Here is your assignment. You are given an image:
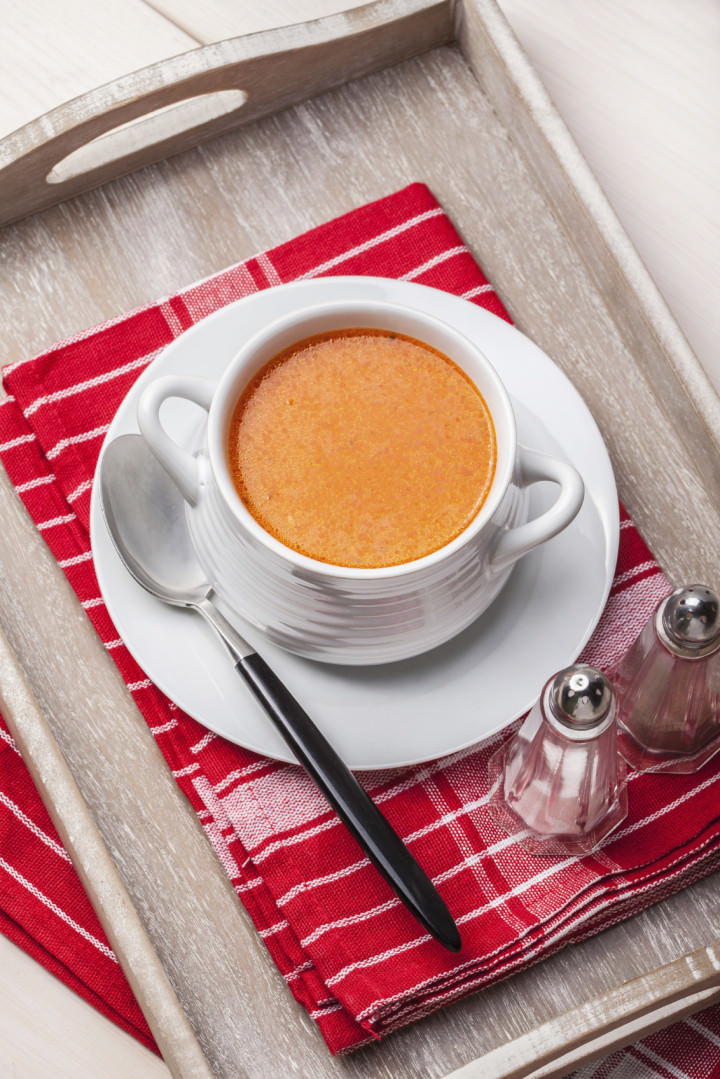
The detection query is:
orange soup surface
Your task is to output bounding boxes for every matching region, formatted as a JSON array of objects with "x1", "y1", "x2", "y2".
[{"x1": 227, "y1": 330, "x2": 497, "y2": 568}]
